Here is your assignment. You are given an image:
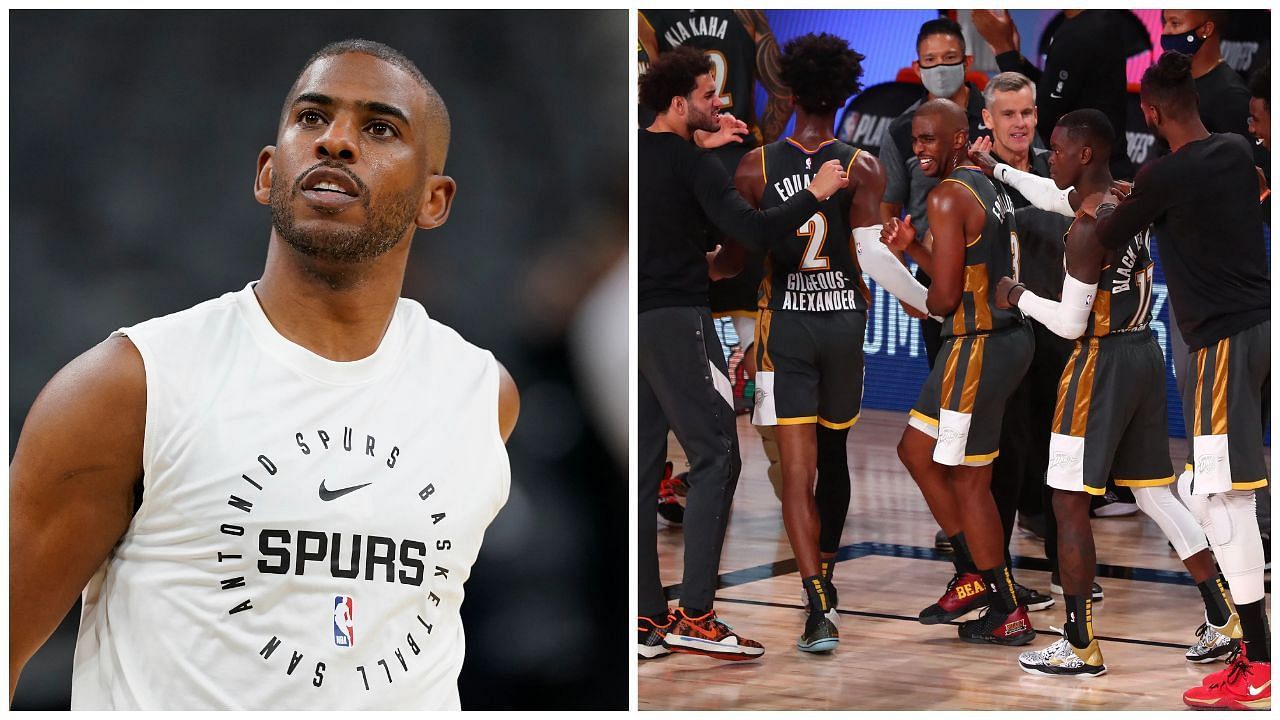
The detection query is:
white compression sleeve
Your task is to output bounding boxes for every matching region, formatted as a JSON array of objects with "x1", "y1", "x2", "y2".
[
  {"x1": 1132, "y1": 484, "x2": 1209, "y2": 560},
  {"x1": 852, "y1": 226, "x2": 931, "y2": 316},
  {"x1": 1014, "y1": 274, "x2": 1097, "y2": 340},
  {"x1": 1178, "y1": 471, "x2": 1267, "y2": 605},
  {"x1": 994, "y1": 163, "x2": 1075, "y2": 216}
]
